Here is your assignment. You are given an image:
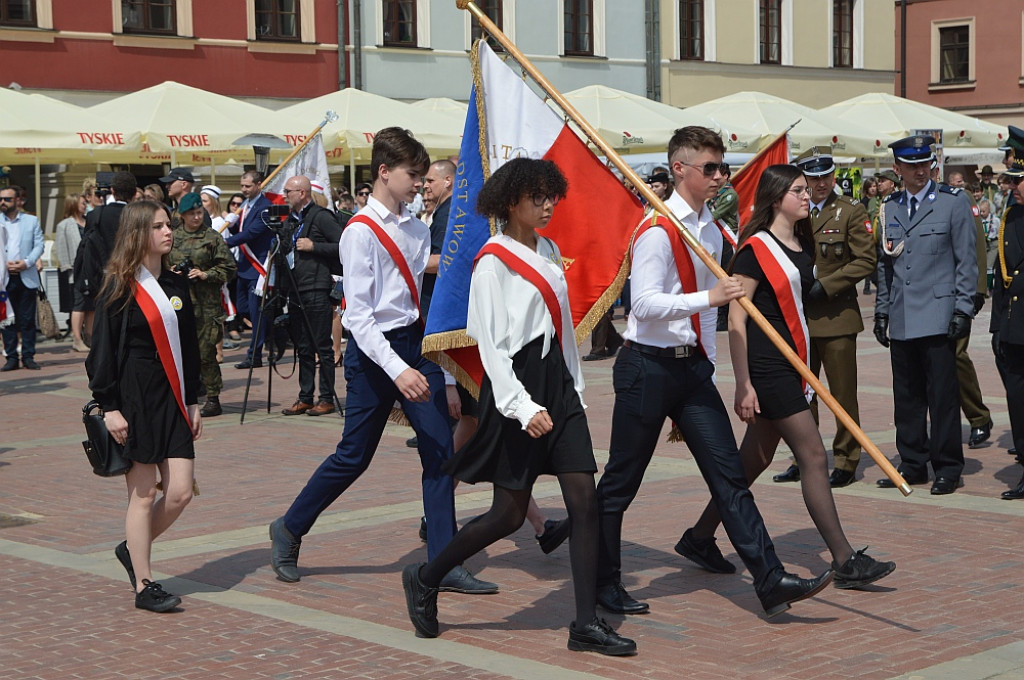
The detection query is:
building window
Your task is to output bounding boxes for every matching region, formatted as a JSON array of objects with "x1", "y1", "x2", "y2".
[
  {"x1": 254, "y1": 0, "x2": 299, "y2": 41},
  {"x1": 759, "y1": 0, "x2": 781, "y2": 64},
  {"x1": 470, "y1": 0, "x2": 502, "y2": 47},
  {"x1": 679, "y1": 0, "x2": 703, "y2": 60},
  {"x1": 564, "y1": 0, "x2": 593, "y2": 56},
  {"x1": 383, "y1": 0, "x2": 416, "y2": 47},
  {"x1": 833, "y1": 0, "x2": 853, "y2": 68},
  {"x1": 939, "y1": 24, "x2": 970, "y2": 83},
  {"x1": 121, "y1": 0, "x2": 176, "y2": 35},
  {"x1": 0, "y1": 0, "x2": 35, "y2": 26}
]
